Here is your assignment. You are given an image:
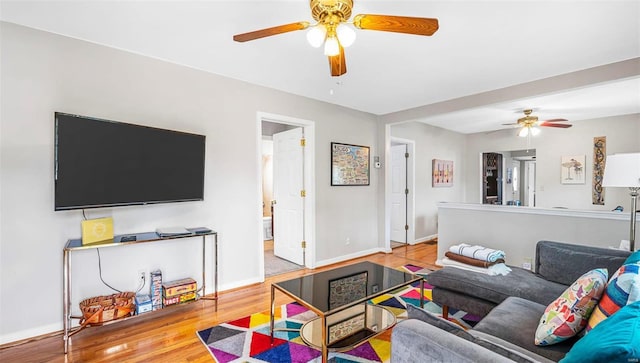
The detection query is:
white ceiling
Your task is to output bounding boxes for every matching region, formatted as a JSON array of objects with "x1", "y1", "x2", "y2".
[{"x1": 1, "y1": 0, "x2": 639, "y2": 133}]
